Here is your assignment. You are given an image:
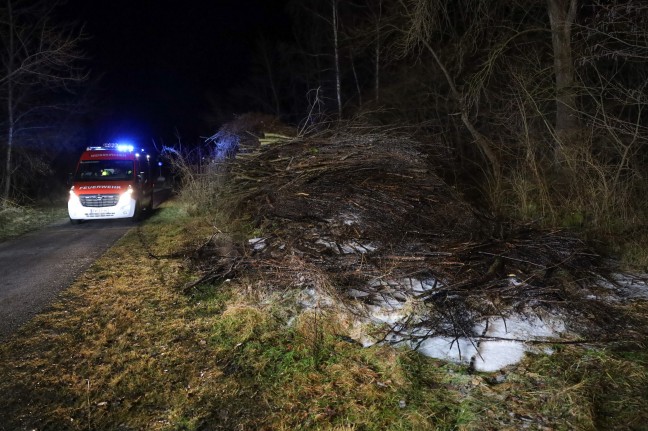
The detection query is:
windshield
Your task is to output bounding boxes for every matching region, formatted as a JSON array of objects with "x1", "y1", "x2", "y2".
[{"x1": 74, "y1": 160, "x2": 134, "y2": 181}]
